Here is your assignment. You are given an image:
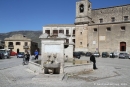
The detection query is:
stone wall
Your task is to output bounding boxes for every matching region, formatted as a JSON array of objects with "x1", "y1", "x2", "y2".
[
  {"x1": 75, "y1": 24, "x2": 88, "y2": 52},
  {"x1": 64, "y1": 44, "x2": 73, "y2": 59},
  {"x1": 88, "y1": 22, "x2": 130, "y2": 53},
  {"x1": 91, "y1": 4, "x2": 130, "y2": 24}
]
